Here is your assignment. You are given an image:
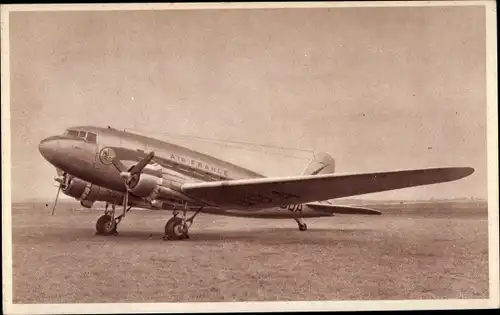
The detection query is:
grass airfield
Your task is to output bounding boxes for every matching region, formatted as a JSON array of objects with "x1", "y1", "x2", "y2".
[{"x1": 10, "y1": 200, "x2": 489, "y2": 303}]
